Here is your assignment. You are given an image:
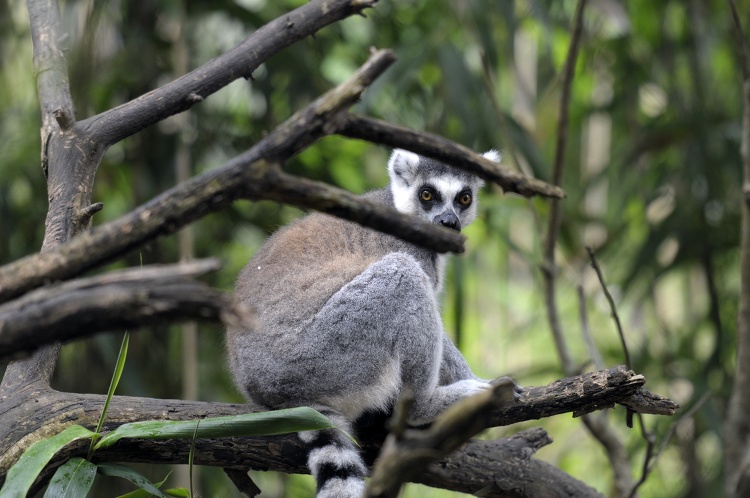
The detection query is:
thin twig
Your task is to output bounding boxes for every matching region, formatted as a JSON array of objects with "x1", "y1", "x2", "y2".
[
  {"x1": 585, "y1": 246, "x2": 631, "y2": 368},
  {"x1": 584, "y1": 247, "x2": 655, "y2": 498},
  {"x1": 646, "y1": 391, "x2": 709, "y2": 476},
  {"x1": 577, "y1": 284, "x2": 606, "y2": 370},
  {"x1": 541, "y1": 0, "x2": 587, "y2": 374}
]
